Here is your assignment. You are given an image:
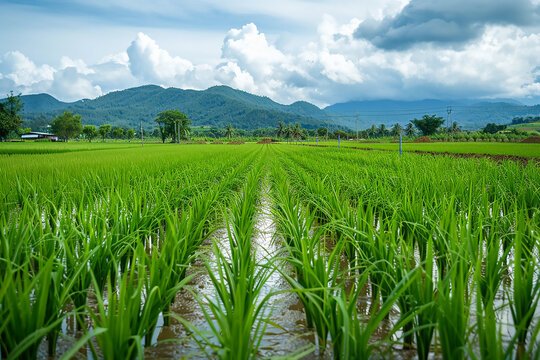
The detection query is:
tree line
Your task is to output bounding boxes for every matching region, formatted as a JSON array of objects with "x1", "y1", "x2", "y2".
[{"x1": 2, "y1": 91, "x2": 533, "y2": 142}]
